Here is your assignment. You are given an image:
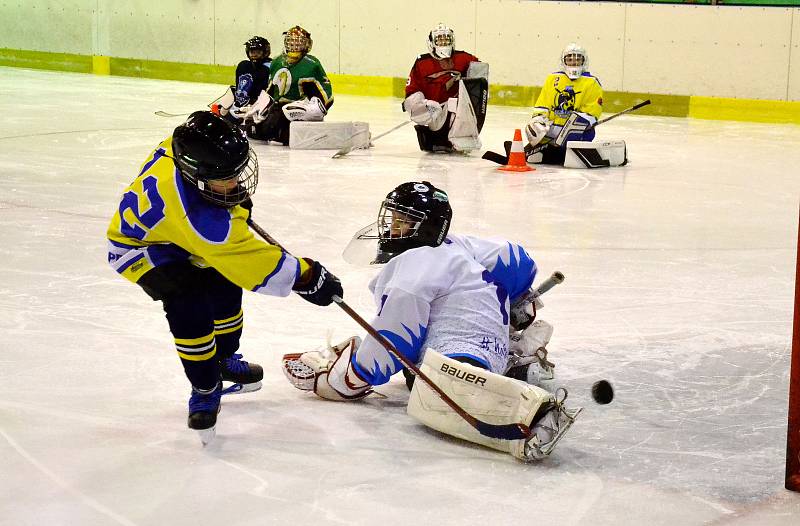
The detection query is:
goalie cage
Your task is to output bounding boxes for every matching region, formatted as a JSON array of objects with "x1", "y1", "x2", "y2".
[{"x1": 787, "y1": 207, "x2": 800, "y2": 492}]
